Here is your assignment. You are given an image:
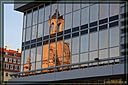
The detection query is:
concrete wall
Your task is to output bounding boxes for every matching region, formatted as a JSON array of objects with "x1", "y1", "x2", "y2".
[{"x1": 9, "y1": 63, "x2": 125, "y2": 82}]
